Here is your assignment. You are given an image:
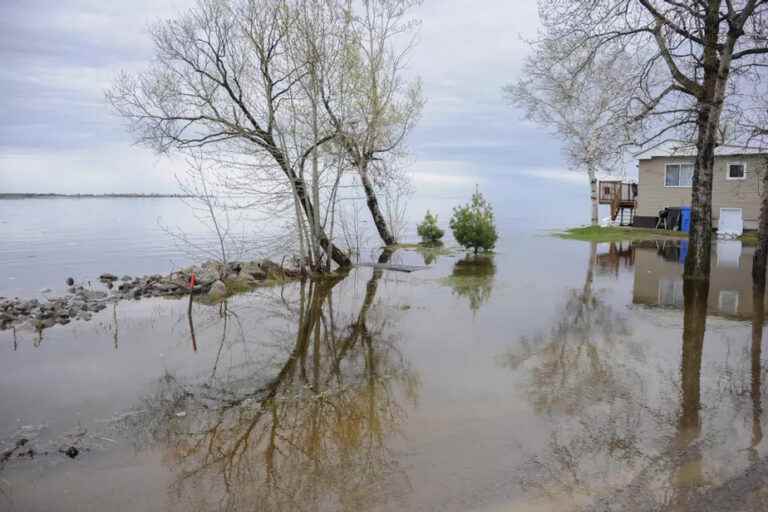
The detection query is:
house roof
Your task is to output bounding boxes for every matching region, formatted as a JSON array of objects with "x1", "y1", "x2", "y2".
[{"x1": 638, "y1": 145, "x2": 768, "y2": 160}]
